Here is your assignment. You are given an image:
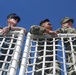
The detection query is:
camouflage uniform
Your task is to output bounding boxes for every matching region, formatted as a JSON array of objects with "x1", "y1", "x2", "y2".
[
  {"x1": 30, "y1": 25, "x2": 46, "y2": 35},
  {"x1": 56, "y1": 17, "x2": 76, "y2": 75},
  {"x1": 30, "y1": 25, "x2": 60, "y2": 75}
]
